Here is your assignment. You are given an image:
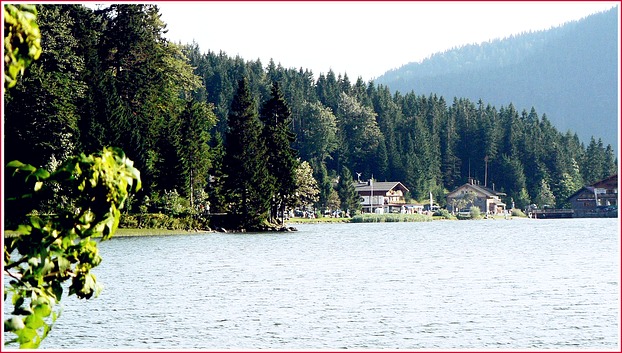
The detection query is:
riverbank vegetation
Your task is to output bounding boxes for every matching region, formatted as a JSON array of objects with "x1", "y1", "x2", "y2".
[{"x1": 351, "y1": 213, "x2": 433, "y2": 223}]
